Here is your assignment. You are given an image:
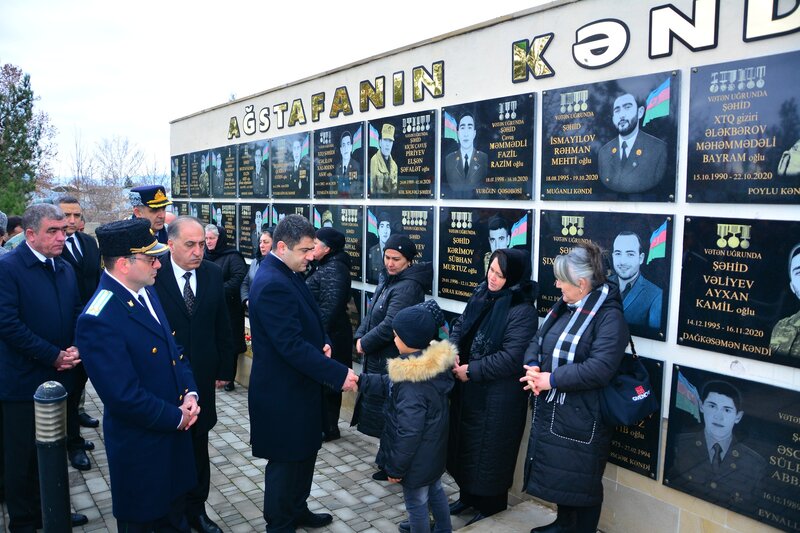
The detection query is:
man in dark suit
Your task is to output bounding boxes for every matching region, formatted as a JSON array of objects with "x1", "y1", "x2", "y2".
[
  {"x1": 131, "y1": 184, "x2": 173, "y2": 244},
  {"x1": 76, "y1": 218, "x2": 200, "y2": 532},
  {"x1": 154, "y1": 216, "x2": 234, "y2": 533},
  {"x1": 610, "y1": 231, "x2": 663, "y2": 337},
  {"x1": 597, "y1": 92, "x2": 667, "y2": 194},
  {"x1": 0, "y1": 203, "x2": 88, "y2": 531},
  {"x1": 289, "y1": 138, "x2": 310, "y2": 193},
  {"x1": 249, "y1": 214, "x2": 359, "y2": 532},
  {"x1": 254, "y1": 146, "x2": 269, "y2": 197},
  {"x1": 667, "y1": 380, "x2": 765, "y2": 512},
  {"x1": 58, "y1": 195, "x2": 101, "y2": 471},
  {"x1": 335, "y1": 130, "x2": 363, "y2": 197},
  {"x1": 444, "y1": 112, "x2": 489, "y2": 199}
]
